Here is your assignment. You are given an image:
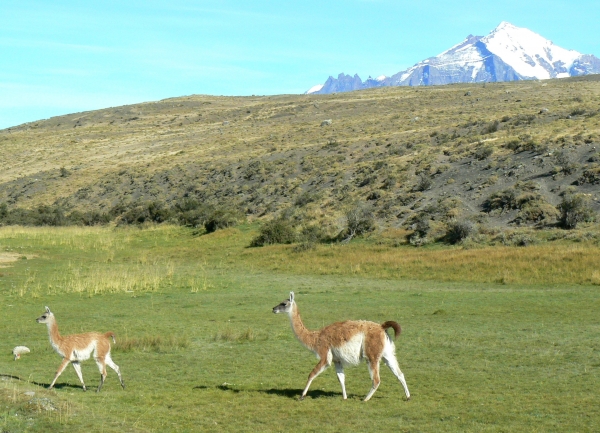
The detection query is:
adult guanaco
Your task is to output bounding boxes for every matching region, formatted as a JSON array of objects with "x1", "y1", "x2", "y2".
[
  {"x1": 273, "y1": 292, "x2": 410, "y2": 401},
  {"x1": 36, "y1": 306, "x2": 125, "y2": 392}
]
